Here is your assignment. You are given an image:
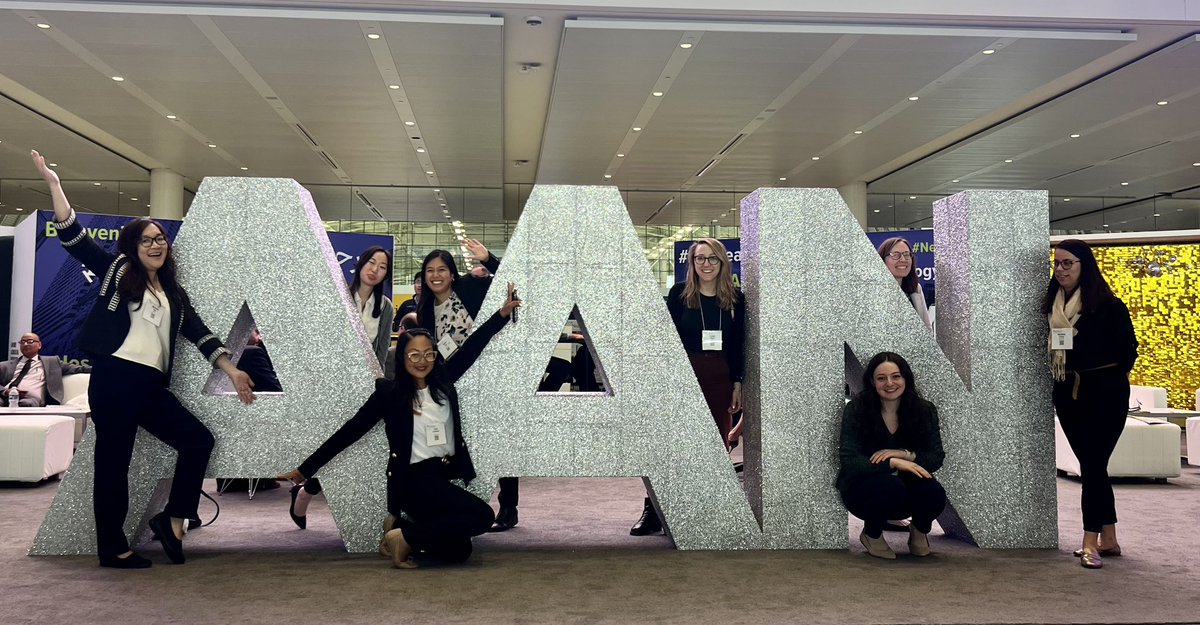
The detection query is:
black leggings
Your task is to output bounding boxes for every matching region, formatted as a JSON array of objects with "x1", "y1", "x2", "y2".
[
  {"x1": 391, "y1": 459, "x2": 494, "y2": 563},
  {"x1": 89, "y1": 357, "x2": 215, "y2": 558},
  {"x1": 841, "y1": 472, "x2": 946, "y2": 539},
  {"x1": 1054, "y1": 371, "x2": 1129, "y2": 533}
]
